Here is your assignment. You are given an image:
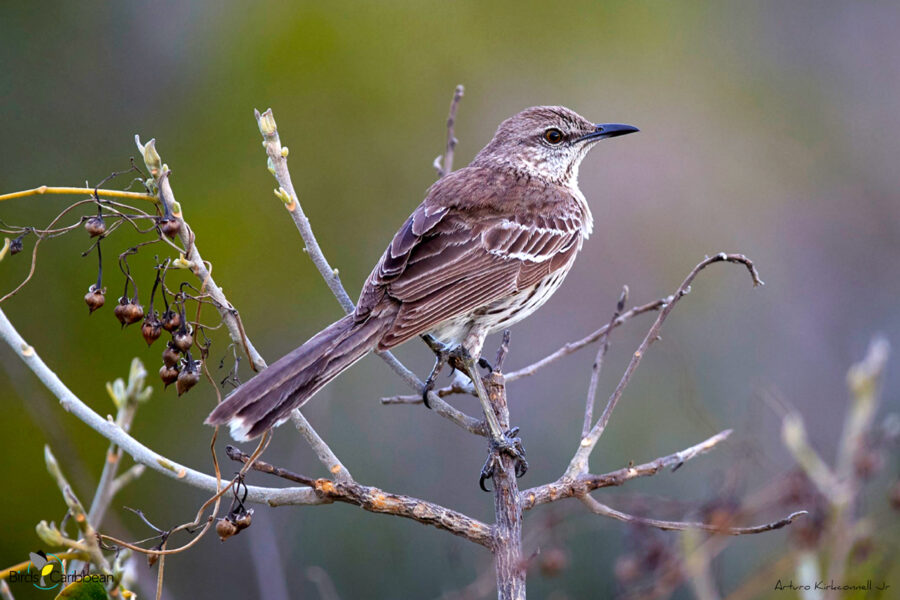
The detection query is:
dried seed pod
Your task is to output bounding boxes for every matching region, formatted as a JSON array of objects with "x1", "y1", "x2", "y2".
[
  {"x1": 161, "y1": 309, "x2": 181, "y2": 332},
  {"x1": 176, "y1": 364, "x2": 200, "y2": 396},
  {"x1": 162, "y1": 342, "x2": 180, "y2": 367},
  {"x1": 160, "y1": 217, "x2": 181, "y2": 238},
  {"x1": 123, "y1": 301, "x2": 144, "y2": 325},
  {"x1": 84, "y1": 215, "x2": 106, "y2": 237},
  {"x1": 141, "y1": 312, "x2": 162, "y2": 346},
  {"x1": 115, "y1": 298, "x2": 144, "y2": 327},
  {"x1": 114, "y1": 299, "x2": 129, "y2": 325},
  {"x1": 159, "y1": 364, "x2": 179, "y2": 387},
  {"x1": 233, "y1": 509, "x2": 253, "y2": 531},
  {"x1": 216, "y1": 518, "x2": 238, "y2": 542},
  {"x1": 173, "y1": 328, "x2": 193, "y2": 352},
  {"x1": 84, "y1": 285, "x2": 106, "y2": 313}
]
